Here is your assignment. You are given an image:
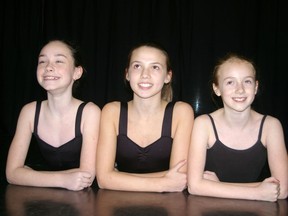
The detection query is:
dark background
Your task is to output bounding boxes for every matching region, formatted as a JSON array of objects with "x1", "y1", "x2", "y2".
[{"x1": 1, "y1": 0, "x2": 287, "y2": 183}]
